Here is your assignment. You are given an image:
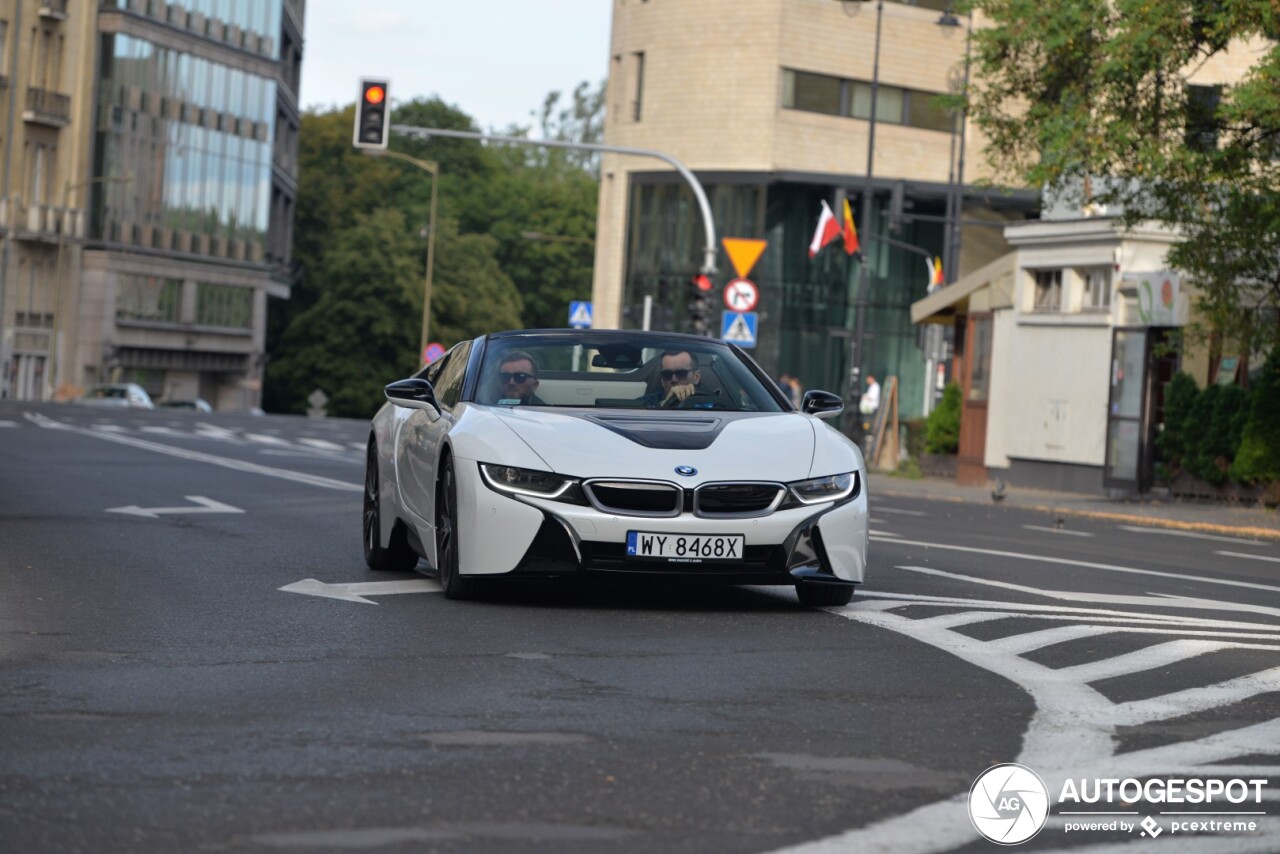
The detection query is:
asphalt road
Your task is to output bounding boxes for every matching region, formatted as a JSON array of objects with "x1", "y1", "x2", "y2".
[{"x1": 1, "y1": 401, "x2": 1277, "y2": 853}]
